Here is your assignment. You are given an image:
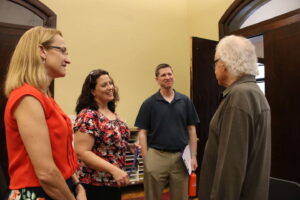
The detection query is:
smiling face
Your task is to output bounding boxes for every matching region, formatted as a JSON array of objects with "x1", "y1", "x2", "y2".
[
  {"x1": 91, "y1": 74, "x2": 115, "y2": 105},
  {"x1": 156, "y1": 67, "x2": 174, "y2": 90},
  {"x1": 42, "y1": 34, "x2": 71, "y2": 79}
]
